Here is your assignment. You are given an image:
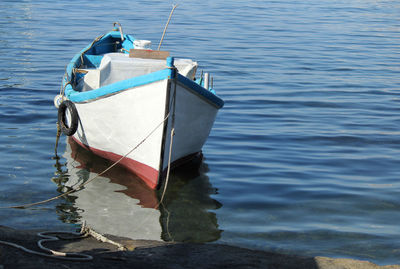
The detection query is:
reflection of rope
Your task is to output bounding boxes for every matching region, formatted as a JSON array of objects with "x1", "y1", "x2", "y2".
[
  {"x1": 54, "y1": 122, "x2": 61, "y2": 156},
  {"x1": 160, "y1": 128, "x2": 174, "y2": 204},
  {"x1": 0, "y1": 231, "x2": 92, "y2": 261},
  {"x1": 0, "y1": 112, "x2": 170, "y2": 210}
]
